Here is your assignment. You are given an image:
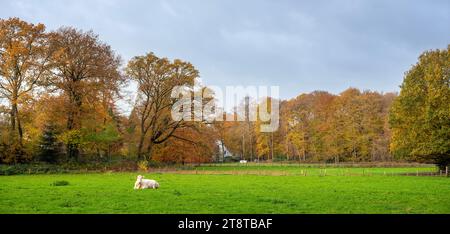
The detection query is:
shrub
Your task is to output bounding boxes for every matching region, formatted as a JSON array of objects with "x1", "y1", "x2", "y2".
[
  {"x1": 137, "y1": 160, "x2": 149, "y2": 171},
  {"x1": 51, "y1": 180, "x2": 69, "y2": 186}
]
